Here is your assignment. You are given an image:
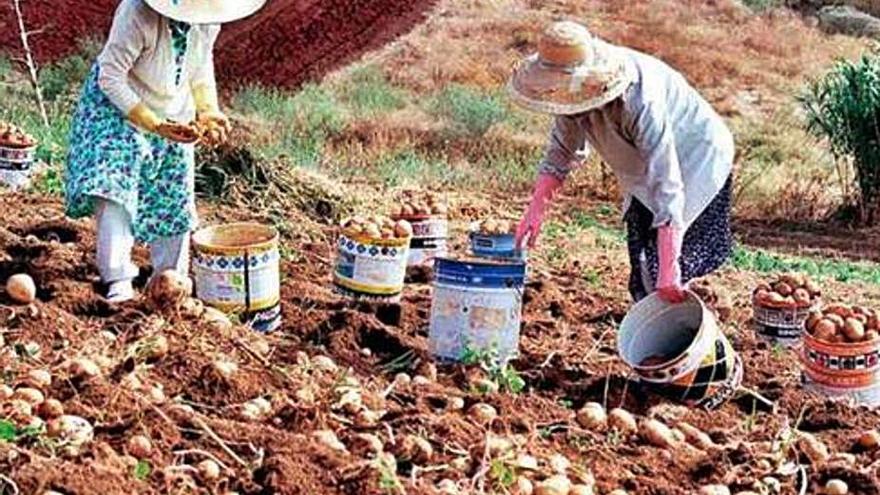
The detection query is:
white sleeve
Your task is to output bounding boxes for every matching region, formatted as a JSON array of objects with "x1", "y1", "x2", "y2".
[
  {"x1": 632, "y1": 100, "x2": 686, "y2": 228},
  {"x1": 190, "y1": 26, "x2": 221, "y2": 90},
  {"x1": 96, "y1": 0, "x2": 151, "y2": 115},
  {"x1": 538, "y1": 115, "x2": 590, "y2": 180}
]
